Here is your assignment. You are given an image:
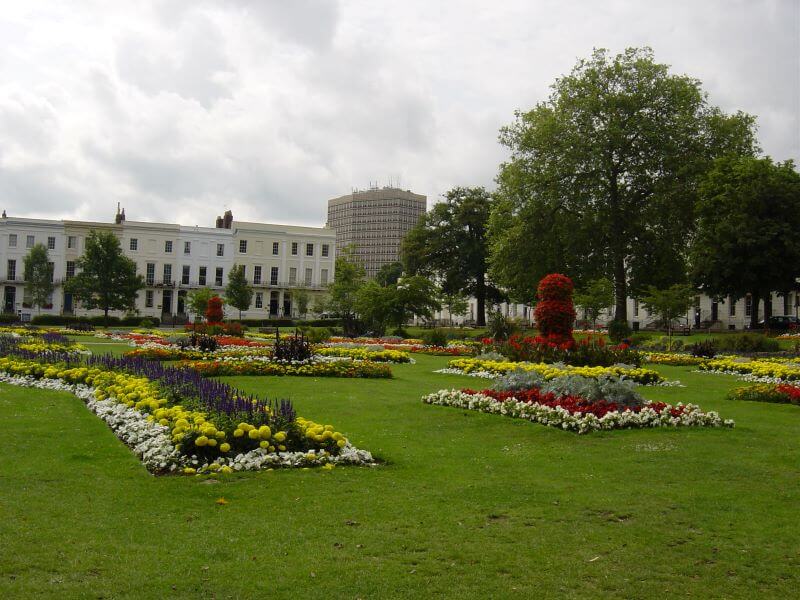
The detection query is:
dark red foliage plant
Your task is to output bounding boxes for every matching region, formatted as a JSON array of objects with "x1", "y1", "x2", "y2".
[
  {"x1": 533, "y1": 273, "x2": 576, "y2": 343},
  {"x1": 205, "y1": 296, "x2": 224, "y2": 324}
]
